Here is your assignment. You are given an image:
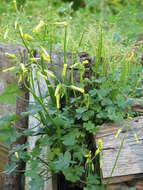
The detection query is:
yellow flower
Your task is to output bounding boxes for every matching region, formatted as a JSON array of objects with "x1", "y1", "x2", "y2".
[
  {"x1": 37, "y1": 71, "x2": 48, "y2": 80},
  {"x1": 20, "y1": 63, "x2": 27, "y2": 74},
  {"x1": 56, "y1": 94, "x2": 60, "y2": 109},
  {"x1": 24, "y1": 34, "x2": 33, "y2": 41},
  {"x1": 4, "y1": 29, "x2": 8, "y2": 40},
  {"x1": 134, "y1": 133, "x2": 139, "y2": 144},
  {"x1": 33, "y1": 20, "x2": 45, "y2": 33},
  {"x1": 14, "y1": 20, "x2": 18, "y2": 30},
  {"x1": 128, "y1": 52, "x2": 134, "y2": 61},
  {"x1": 115, "y1": 128, "x2": 122, "y2": 139},
  {"x1": 18, "y1": 75, "x2": 23, "y2": 84},
  {"x1": 62, "y1": 64, "x2": 68, "y2": 80},
  {"x1": 92, "y1": 163, "x2": 94, "y2": 172},
  {"x1": 96, "y1": 138, "x2": 103, "y2": 156},
  {"x1": 54, "y1": 21, "x2": 68, "y2": 27},
  {"x1": 3, "y1": 66, "x2": 16, "y2": 72},
  {"x1": 13, "y1": 0, "x2": 17, "y2": 13},
  {"x1": 19, "y1": 26, "x2": 23, "y2": 37},
  {"x1": 98, "y1": 138, "x2": 103, "y2": 151},
  {"x1": 55, "y1": 84, "x2": 62, "y2": 97},
  {"x1": 82, "y1": 60, "x2": 89, "y2": 65},
  {"x1": 30, "y1": 57, "x2": 41, "y2": 62},
  {"x1": 5, "y1": 53, "x2": 17, "y2": 60},
  {"x1": 44, "y1": 69, "x2": 56, "y2": 80},
  {"x1": 41, "y1": 46, "x2": 50, "y2": 62},
  {"x1": 70, "y1": 85, "x2": 85, "y2": 94},
  {"x1": 15, "y1": 152, "x2": 19, "y2": 159}
]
